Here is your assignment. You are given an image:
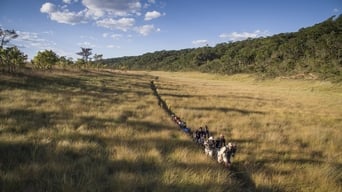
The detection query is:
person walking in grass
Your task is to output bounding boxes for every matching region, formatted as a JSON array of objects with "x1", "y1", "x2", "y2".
[
  {"x1": 204, "y1": 125, "x2": 210, "y2": 139},
  {"x1": 216, "y1": 134, "x2": 226, "y2": 149}
]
